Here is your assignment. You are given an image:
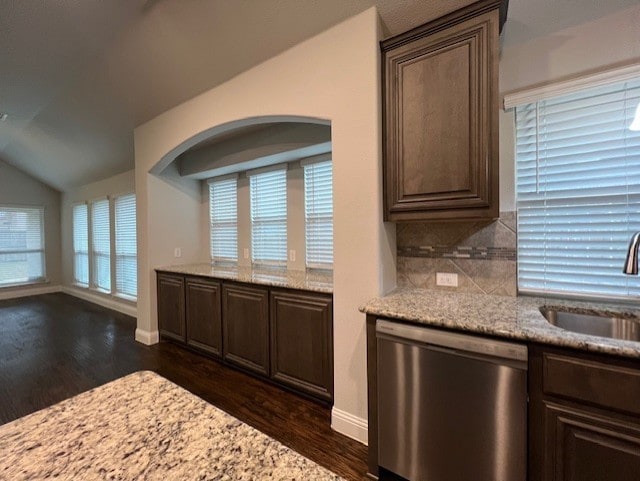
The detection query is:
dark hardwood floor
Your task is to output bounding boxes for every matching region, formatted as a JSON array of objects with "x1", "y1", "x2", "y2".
[{"x1": 0, "y1": 293, "x2": 368, "y2": 480}]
